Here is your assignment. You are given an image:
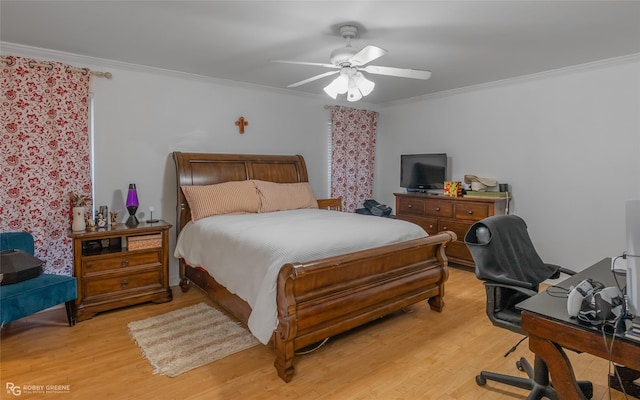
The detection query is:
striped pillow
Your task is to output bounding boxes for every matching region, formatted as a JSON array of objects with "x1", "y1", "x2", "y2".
[
  {"x1": 181, "y1": 180, "x2": 259, "y2": 222},
  {"x1": 254, "y1": 180, "x2": 318, "y2": 213}
]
